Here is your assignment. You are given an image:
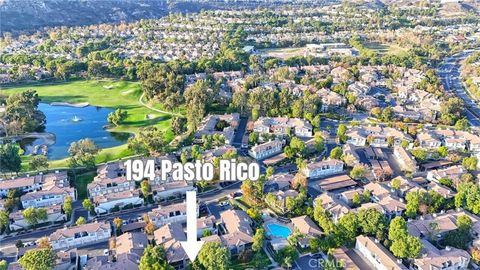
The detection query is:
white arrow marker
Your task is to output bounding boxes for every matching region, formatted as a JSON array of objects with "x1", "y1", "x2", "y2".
[{"x1": 180, "y1": 190, "x2": 204, "y2": 261}]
